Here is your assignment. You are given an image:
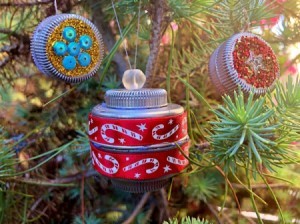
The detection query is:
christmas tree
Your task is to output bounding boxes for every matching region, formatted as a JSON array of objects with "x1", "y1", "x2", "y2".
[{"x1": 0, "y1": 0, "x2": 299, "y2": 223}]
